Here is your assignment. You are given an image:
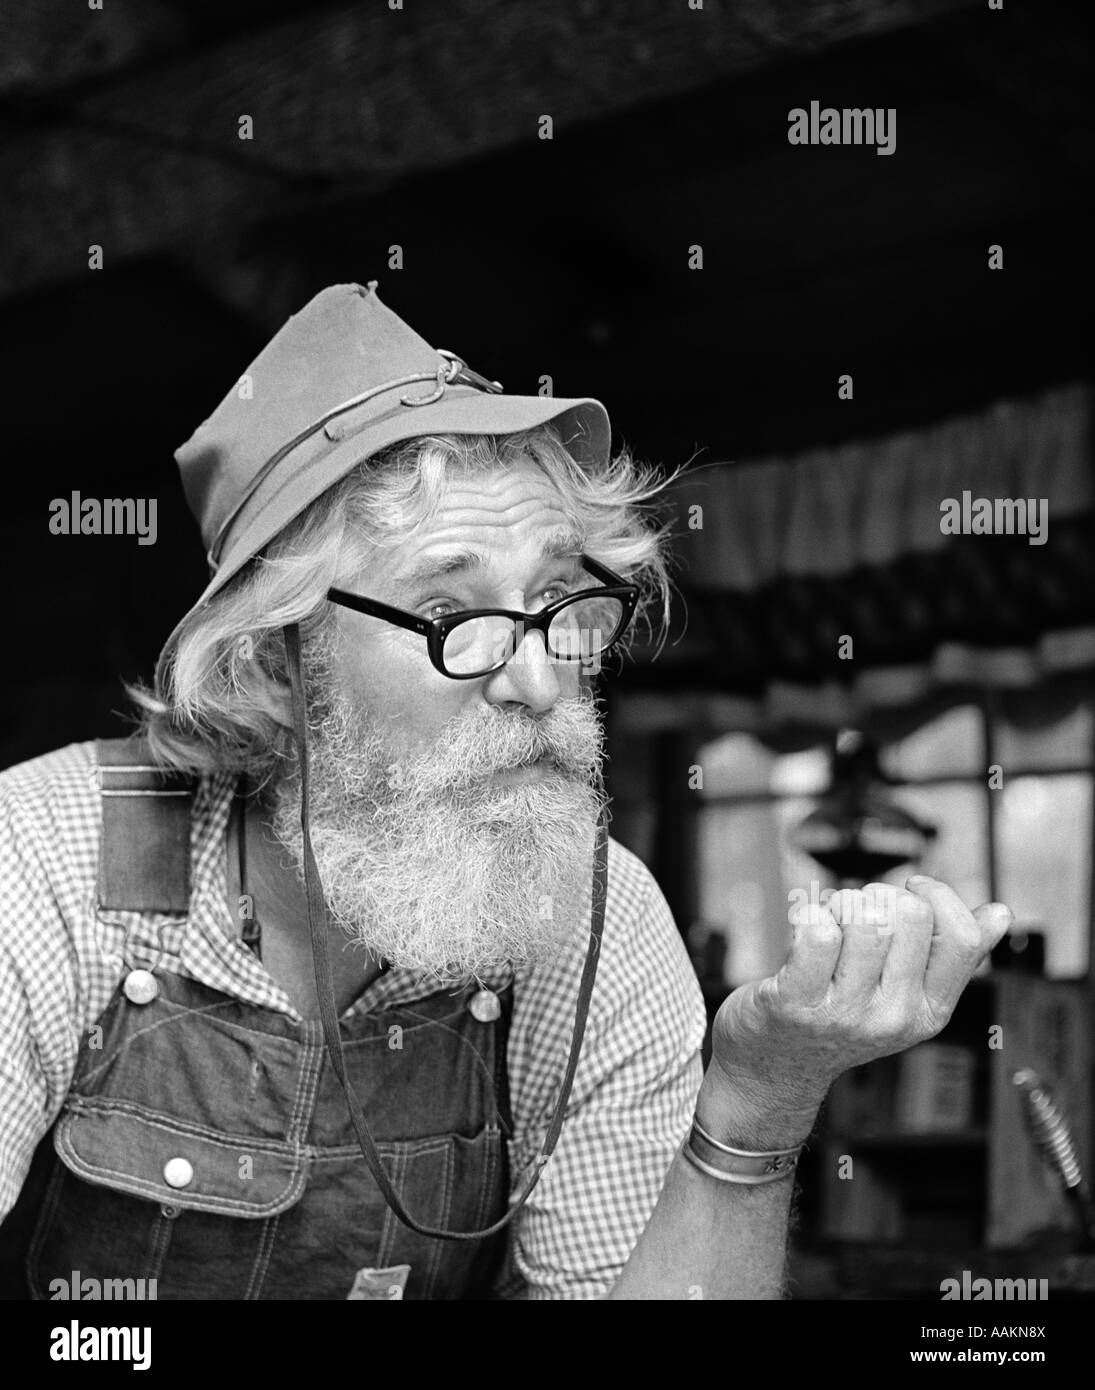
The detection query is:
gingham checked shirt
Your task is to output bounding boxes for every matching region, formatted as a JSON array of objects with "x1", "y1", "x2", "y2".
[{"x1": 0, "y1": 740, "x2": 706, "y2": 1299}]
